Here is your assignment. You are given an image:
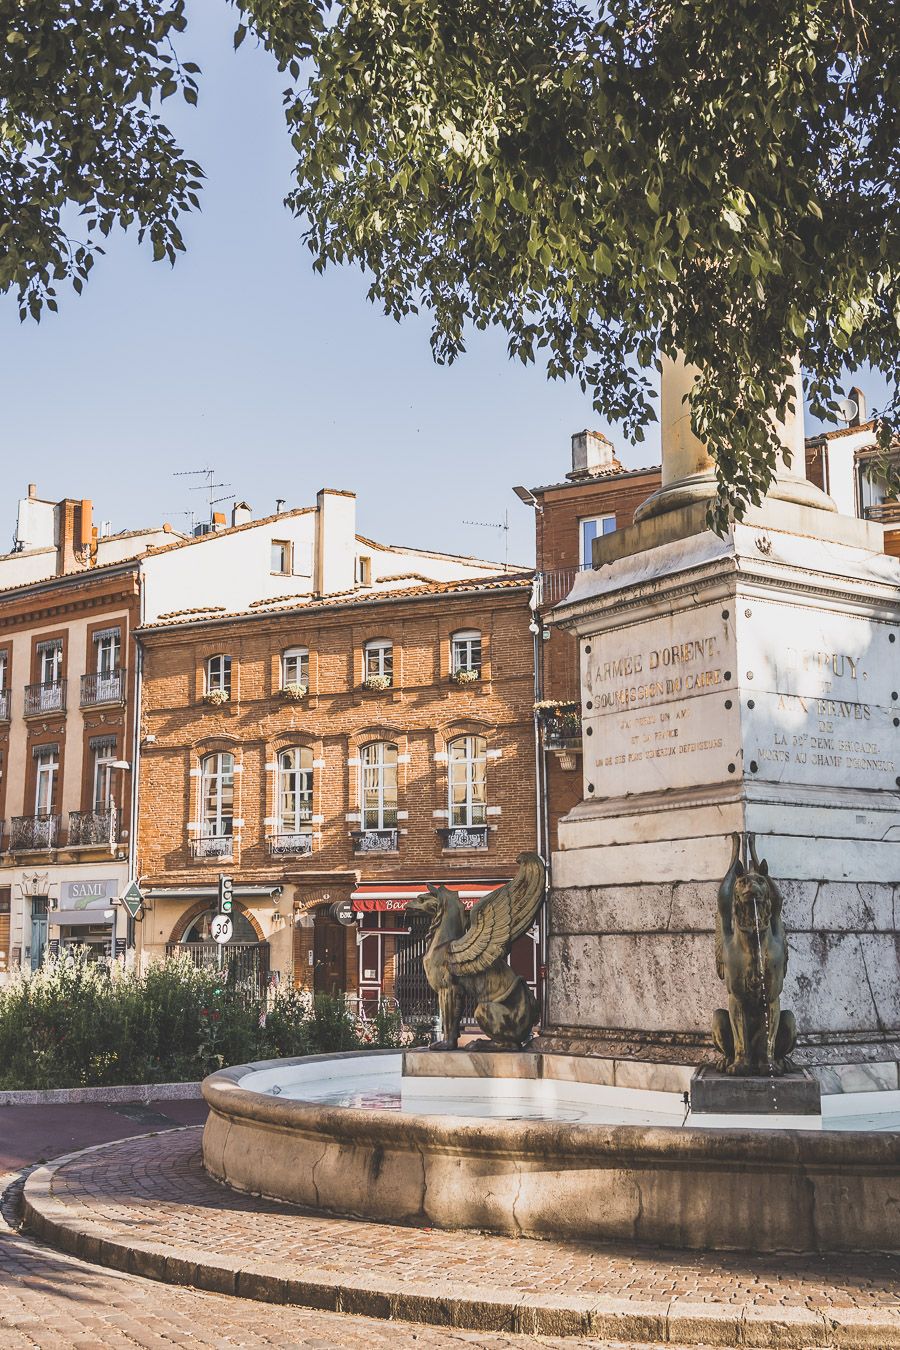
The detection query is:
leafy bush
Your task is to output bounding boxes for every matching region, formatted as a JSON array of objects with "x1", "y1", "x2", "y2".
[{"x1": 0, "y1": 949, "x2": 419, "y2": 1089}]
